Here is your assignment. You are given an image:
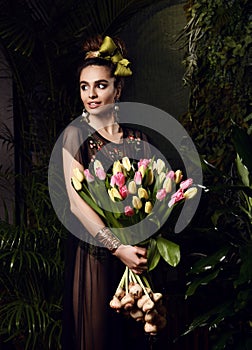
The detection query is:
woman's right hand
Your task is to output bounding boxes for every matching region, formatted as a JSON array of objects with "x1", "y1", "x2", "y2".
[{"x1": 113, "y1": 245, "x2": 148, "y2": 274}]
